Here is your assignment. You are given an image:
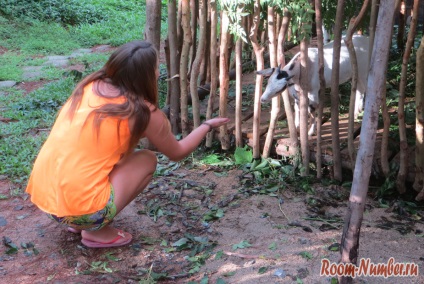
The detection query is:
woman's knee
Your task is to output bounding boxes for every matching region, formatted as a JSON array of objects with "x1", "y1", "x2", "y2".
[{"x1": 136, "y1": 149, "x2": 157, "y2": 173}]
